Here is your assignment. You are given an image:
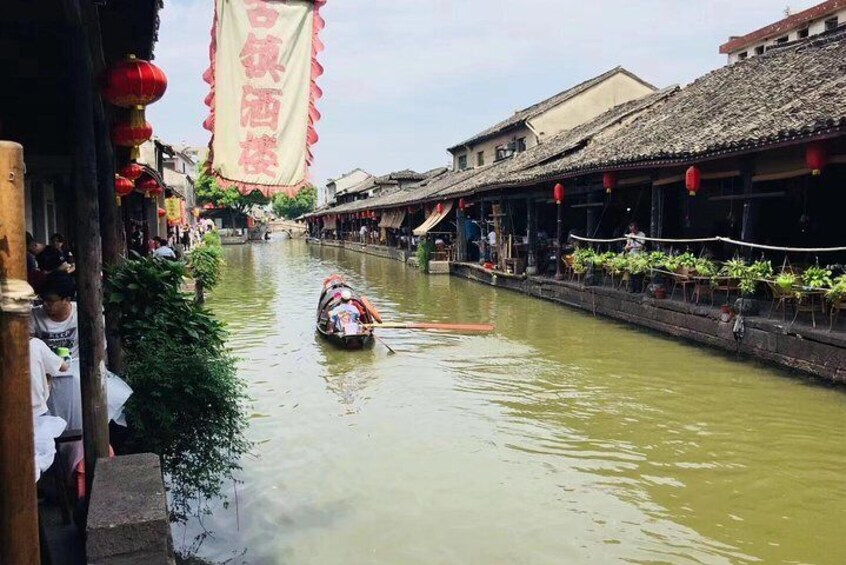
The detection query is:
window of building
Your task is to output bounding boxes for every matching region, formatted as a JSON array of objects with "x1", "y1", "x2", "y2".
[
  {"x1": 737, "y1": 51, "x2": 748, "y2": 60},
  {"x1": 798, "y1": 28, "x2": 809, "y2": 39},
  {"x1": 457, "y1": 154, "x2": 468, "y2": 170},
  {"x1": 495, "y1": 145, "x2": 509, "y2": 161},
  {"x1": 825, "y1": 17, "x2": 839, "y2": 31},
  {"x1": 755, "y1": 45, "x2": 765, "y2": 55},
  {"x1": 477, "y1": 151, "x2": 484, "y2": 167},
  {"x1": 775, "y1": 35, "x2": 789, "y2": 45},
  {"x1": 516, "y1": 137, "x2": 527, "y2": 153}
]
